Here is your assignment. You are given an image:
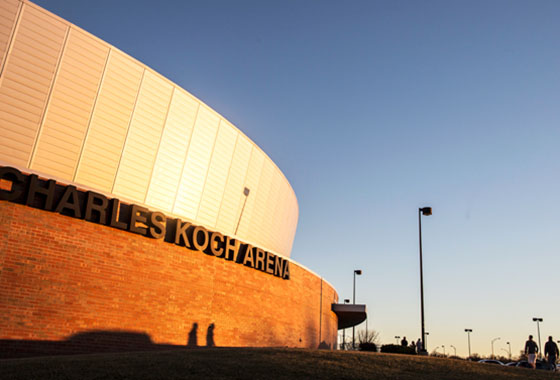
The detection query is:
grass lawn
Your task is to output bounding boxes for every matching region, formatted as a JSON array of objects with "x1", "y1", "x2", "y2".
[{"x1": 1, "y1": 348, "x2": 559, "y2": 380}]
